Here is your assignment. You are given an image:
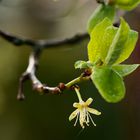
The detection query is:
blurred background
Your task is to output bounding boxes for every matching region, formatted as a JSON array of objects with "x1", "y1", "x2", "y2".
[{"x1": 0, "y1": 0, "x2": 140, "y2": 140}]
